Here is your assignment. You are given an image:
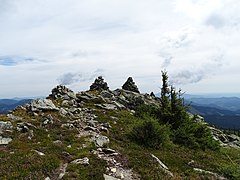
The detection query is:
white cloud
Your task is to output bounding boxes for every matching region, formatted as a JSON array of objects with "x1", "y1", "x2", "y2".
[{"x1": 0, "y1": 0, "x2": 240, "y2": 97}]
